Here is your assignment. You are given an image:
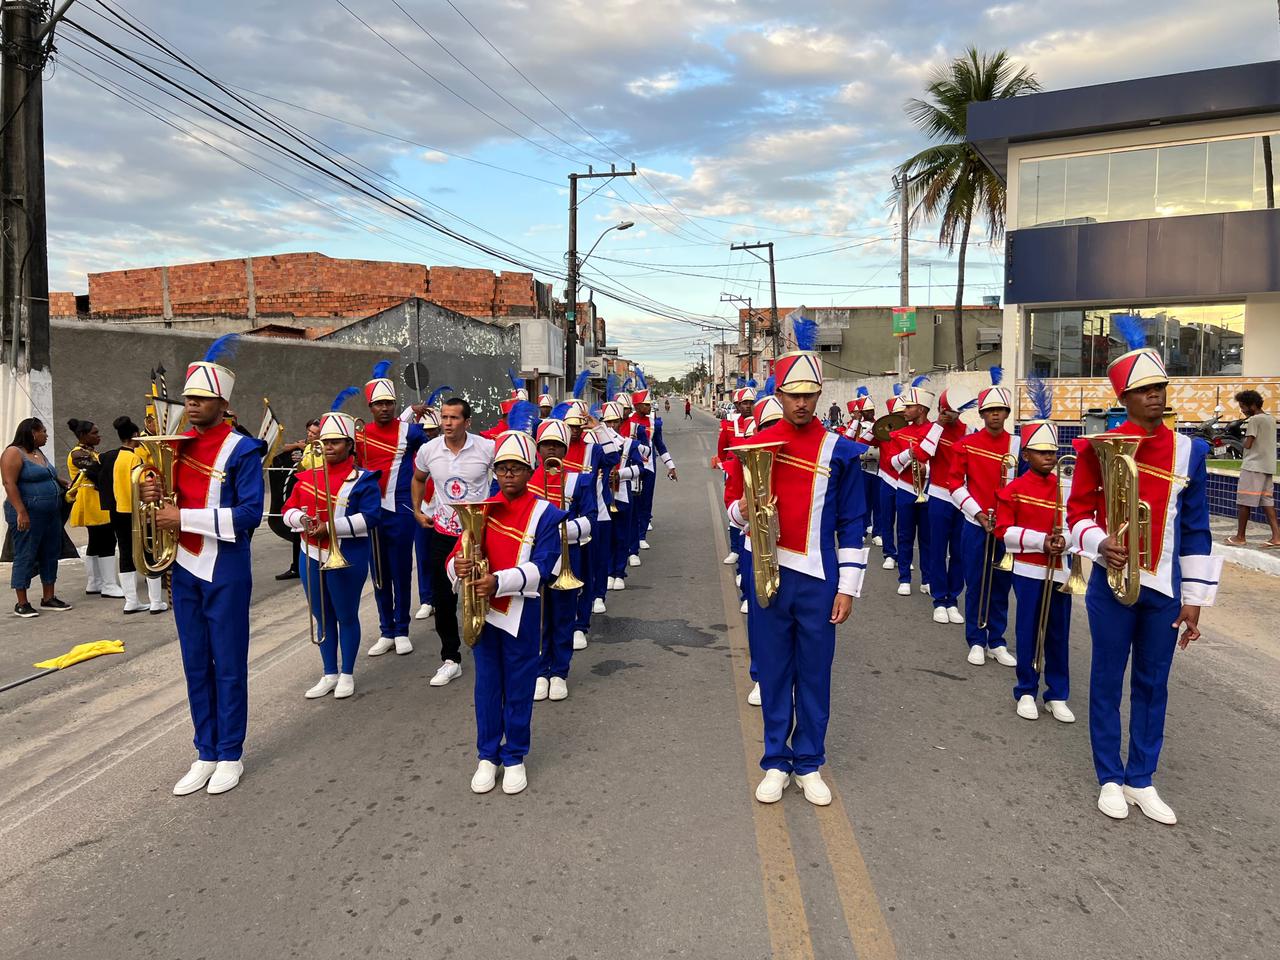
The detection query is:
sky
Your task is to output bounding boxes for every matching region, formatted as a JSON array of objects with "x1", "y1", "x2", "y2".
[{"x1": 38, "y1": 0, "x2": 1280, "y2": 378}]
